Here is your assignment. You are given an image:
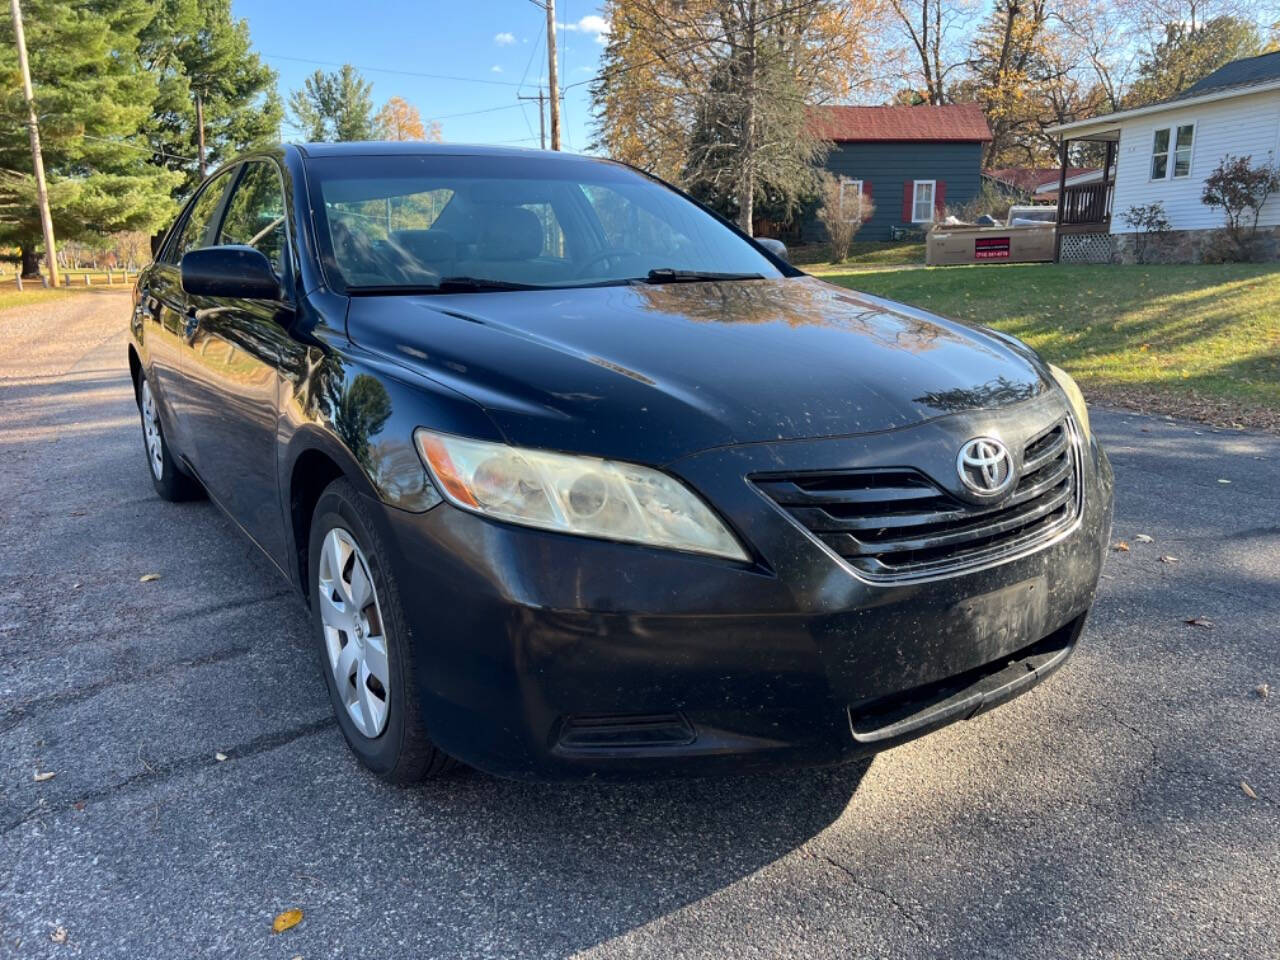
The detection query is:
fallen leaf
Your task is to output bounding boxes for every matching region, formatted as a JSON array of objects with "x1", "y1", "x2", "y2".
[
  {"x1": 1159, "y1": 555, "x2": 1180, "y2": 564},
  {"x1": 1134, "y1": 534, "x2": 1154, "y2": 543},
  {"x1": 273, "y1": 908, "x2": 303, "y2": 934},
  {"x1": 51, "y1": 927, "x2": 67, "y2": 944},
  {"x1": 139, "y1": 573, "x2": 160, "y2": 583},
  {"x1": 1217, "y1": 478, "x2": 1231, "y2": 484},
  {"x1": 1257, "y1": 683, "x2": 1271, "y2": 699},
  {"x1": 1241, "y1": 780, "x2": 1258, "y2": 800},
  {"x1": 1183, "y1": 616, "x2": 1213, "y2": 629},
  {"x1": 1112, "y1": 541, "x2": 1130, "y2": 552},
  {"x1": 214, "y1": 752, "x2": 228, "y2": 762},
  {"x1": 33, "y1": 771, "x2": 55, "y2": 783}
]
